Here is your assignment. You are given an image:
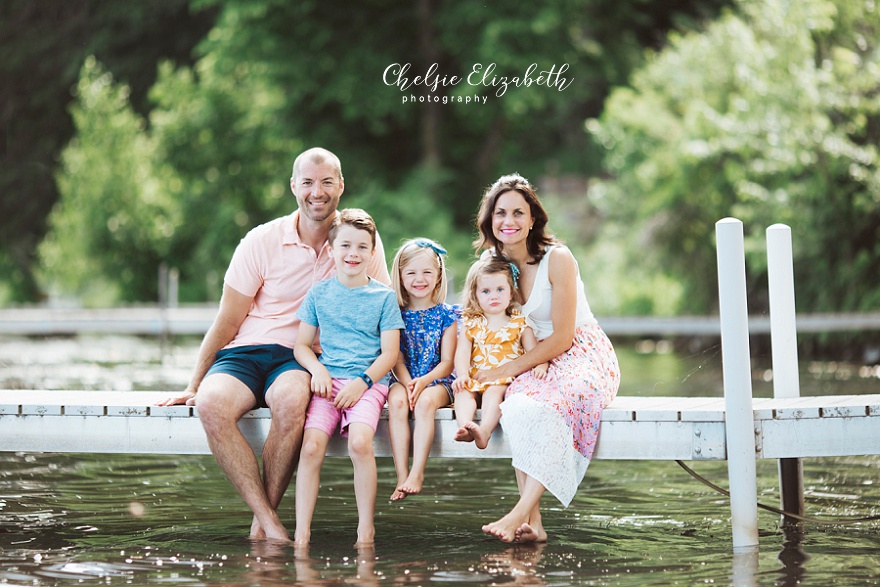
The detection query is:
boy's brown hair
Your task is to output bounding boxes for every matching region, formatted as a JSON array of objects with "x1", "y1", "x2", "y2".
[{"x1": 329, "y1": 208, "x2": 377, "y2": 249}]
